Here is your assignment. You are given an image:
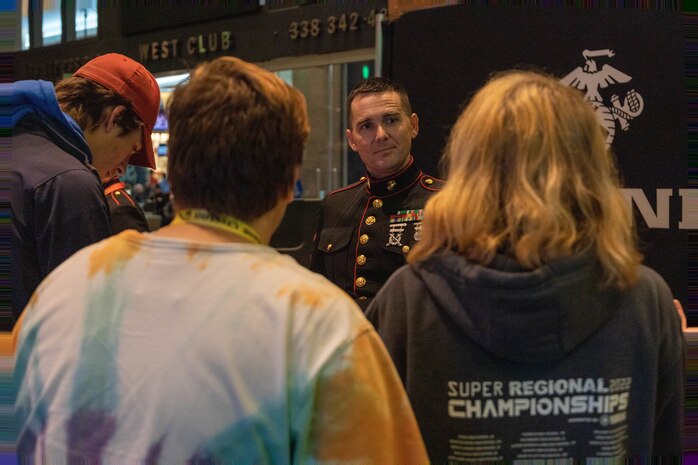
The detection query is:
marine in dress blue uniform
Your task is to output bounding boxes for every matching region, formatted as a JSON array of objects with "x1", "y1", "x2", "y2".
[{"x1": 310, "y1": 77, "x2": 444, "y2": 309}]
